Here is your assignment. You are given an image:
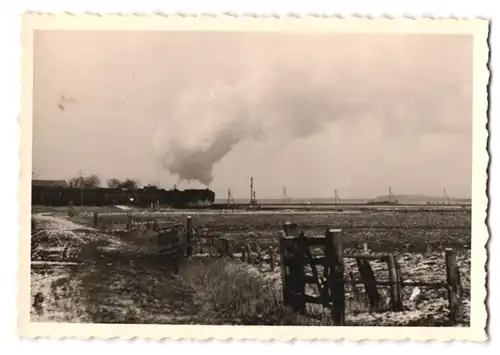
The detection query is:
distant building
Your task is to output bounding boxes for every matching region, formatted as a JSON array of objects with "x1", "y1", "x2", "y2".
[{"x1": 32, "y1": 179, "x2": 69, "y2": 188}]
